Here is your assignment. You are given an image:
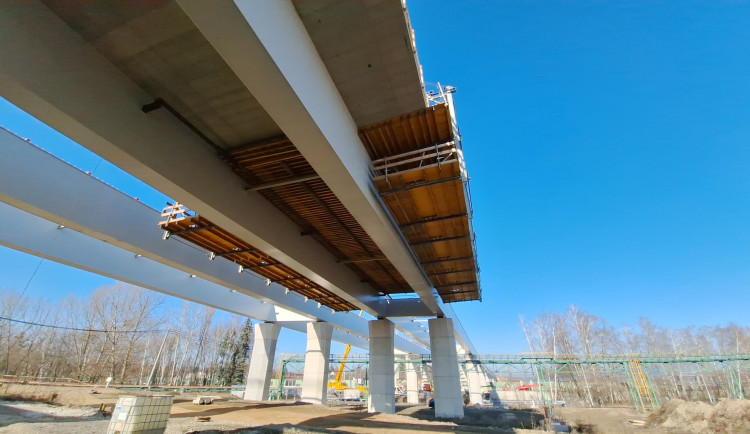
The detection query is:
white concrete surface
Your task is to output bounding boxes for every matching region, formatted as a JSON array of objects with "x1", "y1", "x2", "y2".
[
  {"x1": 465, "y1": 360, "x2": 483, "y2": 405},
  {"x1": 394, "y1": 362, "x2": 401, "y2": 391},
  {"x1": 429, "y1": 317, "x2": 464, "y2": 418},
  {"x1": 178, "y1": 0, "x2": 441, "y2": 314},
  {"x1": 301, "y1": 322, "x2": 333, "y2": 405},
  {"x1": 0, "y1": 128, "x2": 431, "y2": 353},
  {"x1": 368, "y1": 319, "x2": 396, "y2": 414},
  {"x1": 244, "y1": 323, "x2": 281, "y2": 401},
  {"x1": 0, "y1": 1, "x2": 378, "y2": 316},
  {"x1": 0, "y1": 2, "x2": 480, "y2": 356},
  {"x1": 405, "y1": 361, "x2": 420, "y2": 404}
]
